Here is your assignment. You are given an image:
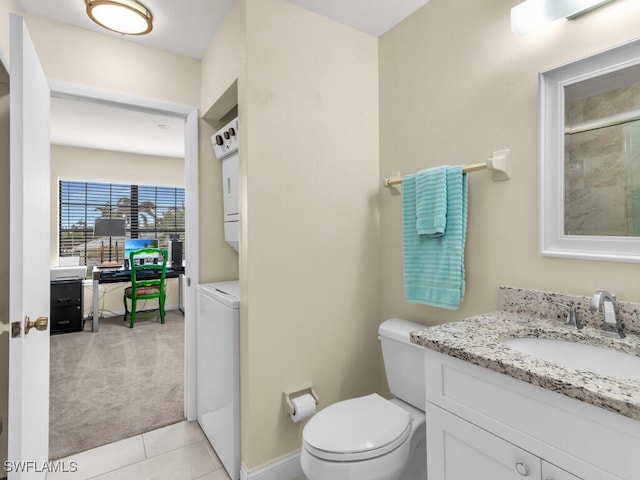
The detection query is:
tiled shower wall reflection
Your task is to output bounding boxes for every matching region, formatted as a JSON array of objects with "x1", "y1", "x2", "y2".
[{"x1": 565, "y1": 83, "x2": 640, "y2": 236}]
